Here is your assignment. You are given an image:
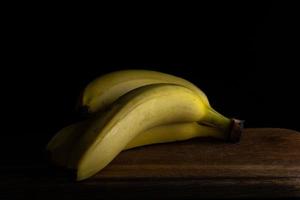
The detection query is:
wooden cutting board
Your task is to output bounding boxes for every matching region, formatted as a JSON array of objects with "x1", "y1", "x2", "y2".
[{"x1": 3, "y1": 128, "x2": 300, "y2": 199}]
